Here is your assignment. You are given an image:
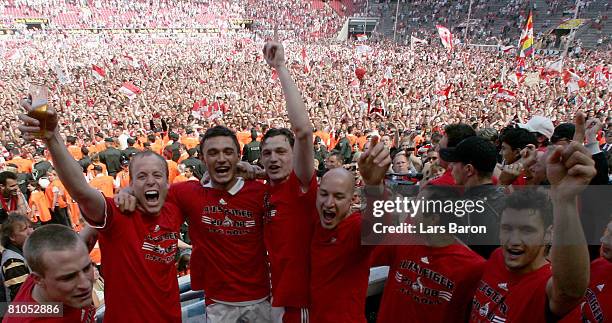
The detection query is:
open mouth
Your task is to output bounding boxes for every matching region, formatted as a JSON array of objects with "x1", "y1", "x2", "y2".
[
  {"x1": 215, "y1": 166, "x2": 230, "y2": 176},
  {"x1": 321, "y1": 210, "x2": 336, "y2": 225},
  {"x1": 268, "y1": 165, "x2": 281, "y2": 172},
  {"x1": 505, "y1": 248, "x2": 524, "y2": 260},
  {"x1": 144, "y1": 190, "x2": 160, "y2": 202}
]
